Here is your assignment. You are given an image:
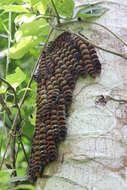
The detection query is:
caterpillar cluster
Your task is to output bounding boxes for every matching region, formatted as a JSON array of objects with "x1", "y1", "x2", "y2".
[{"x1": 28, "y1": 32, "x2": 101, "y2": 182}]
